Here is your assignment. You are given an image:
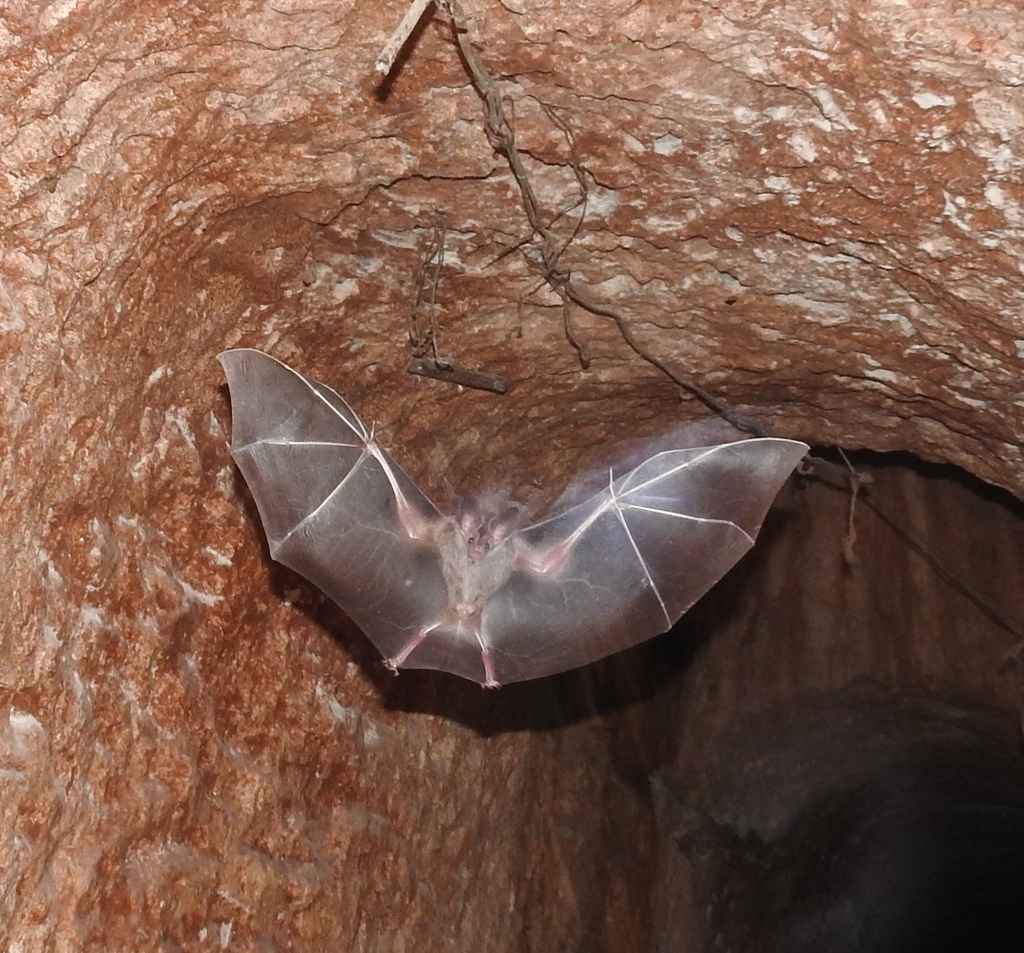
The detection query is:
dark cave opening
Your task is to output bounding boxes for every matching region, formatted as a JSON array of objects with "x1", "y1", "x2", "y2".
[
  {"x1": 649, "y1": 451, "x2": 1024, "y2": 952},
  {"x1": 670, "y1": 690, "x2": 1024, "y2": 953}
]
